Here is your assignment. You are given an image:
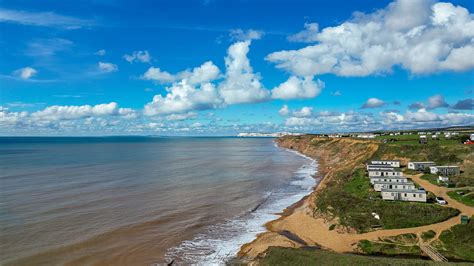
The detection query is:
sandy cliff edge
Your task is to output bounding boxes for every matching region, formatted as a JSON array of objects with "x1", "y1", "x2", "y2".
[{"x1": 238, "y1": 136, "x2": 380, "y2": 259}]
